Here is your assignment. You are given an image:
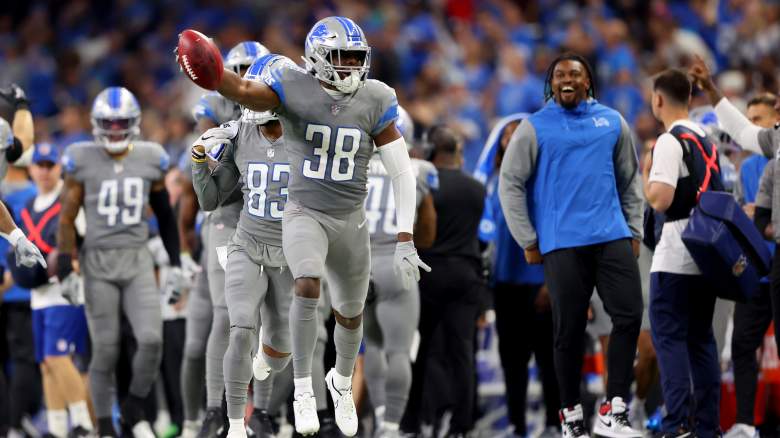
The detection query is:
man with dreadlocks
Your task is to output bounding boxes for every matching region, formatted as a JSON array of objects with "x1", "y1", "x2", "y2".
[{"x1": 498, "y1": 53, "x2": 644, "y2": 438}]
